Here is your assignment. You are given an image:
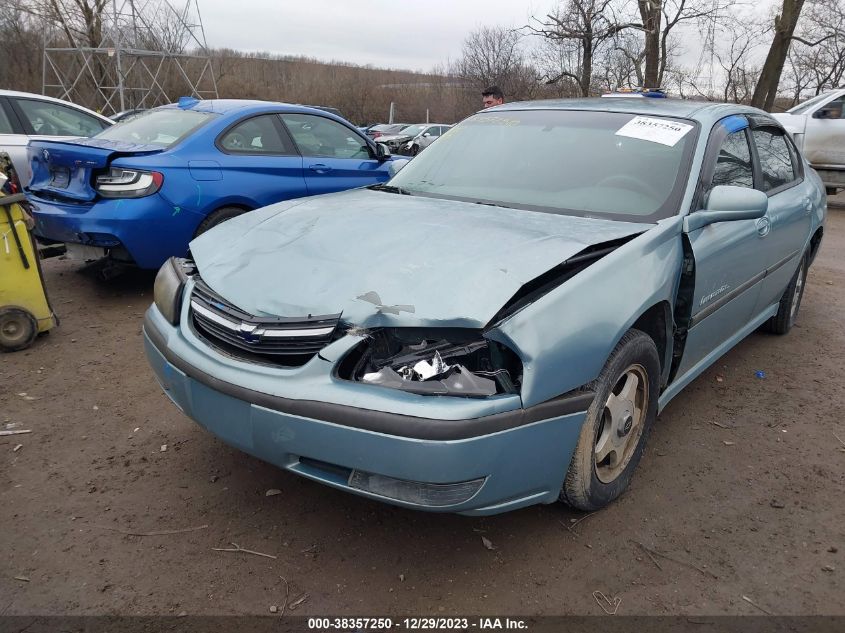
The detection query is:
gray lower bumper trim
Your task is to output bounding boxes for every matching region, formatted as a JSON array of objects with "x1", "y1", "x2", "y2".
[{"x1": 144, "y1": 313, "x2": 593, "y2": 441}]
